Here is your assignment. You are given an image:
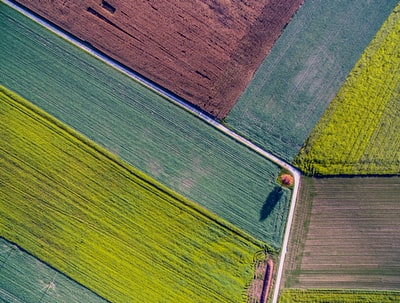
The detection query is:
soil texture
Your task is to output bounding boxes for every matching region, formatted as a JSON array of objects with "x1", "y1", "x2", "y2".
[{"x1": 14, "y1": 0, "x2": 303, "y2": 119}]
